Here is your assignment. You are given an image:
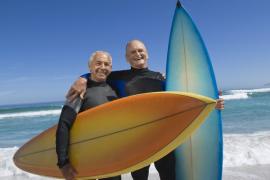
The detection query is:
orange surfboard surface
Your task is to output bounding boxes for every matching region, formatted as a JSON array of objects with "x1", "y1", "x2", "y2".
[{"x1": 14, "y1": 92, "x2": 216, "y2": 179}]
